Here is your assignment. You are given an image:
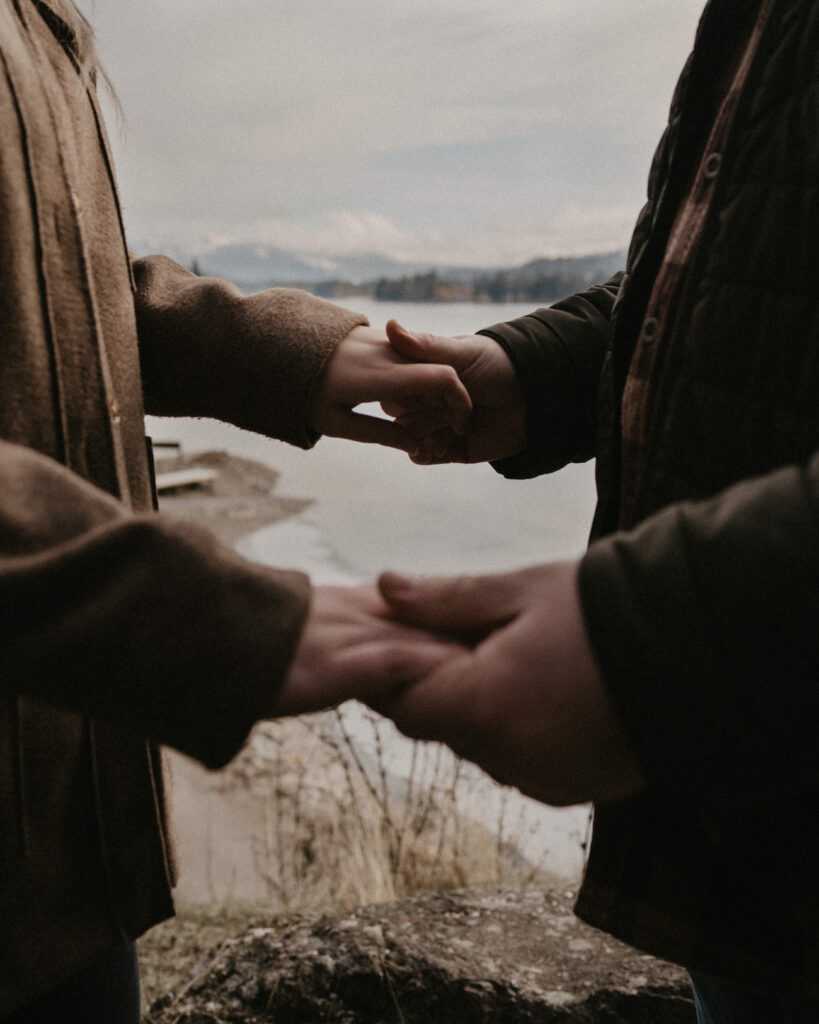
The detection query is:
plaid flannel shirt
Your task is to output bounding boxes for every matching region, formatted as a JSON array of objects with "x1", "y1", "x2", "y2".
[{"x1": 618, "y1": 0, "x2": 773, "y2": 530}]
